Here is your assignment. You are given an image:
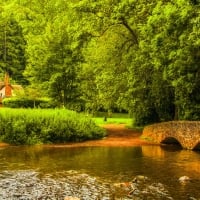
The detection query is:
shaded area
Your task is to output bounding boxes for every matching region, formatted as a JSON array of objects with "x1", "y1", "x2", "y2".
[
  {"x1": 193, "y1": 142, "x2": 200, "y2": 151},
  {"x1": 161, "y1": 137, "x2": 182, "y2": 148}
]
